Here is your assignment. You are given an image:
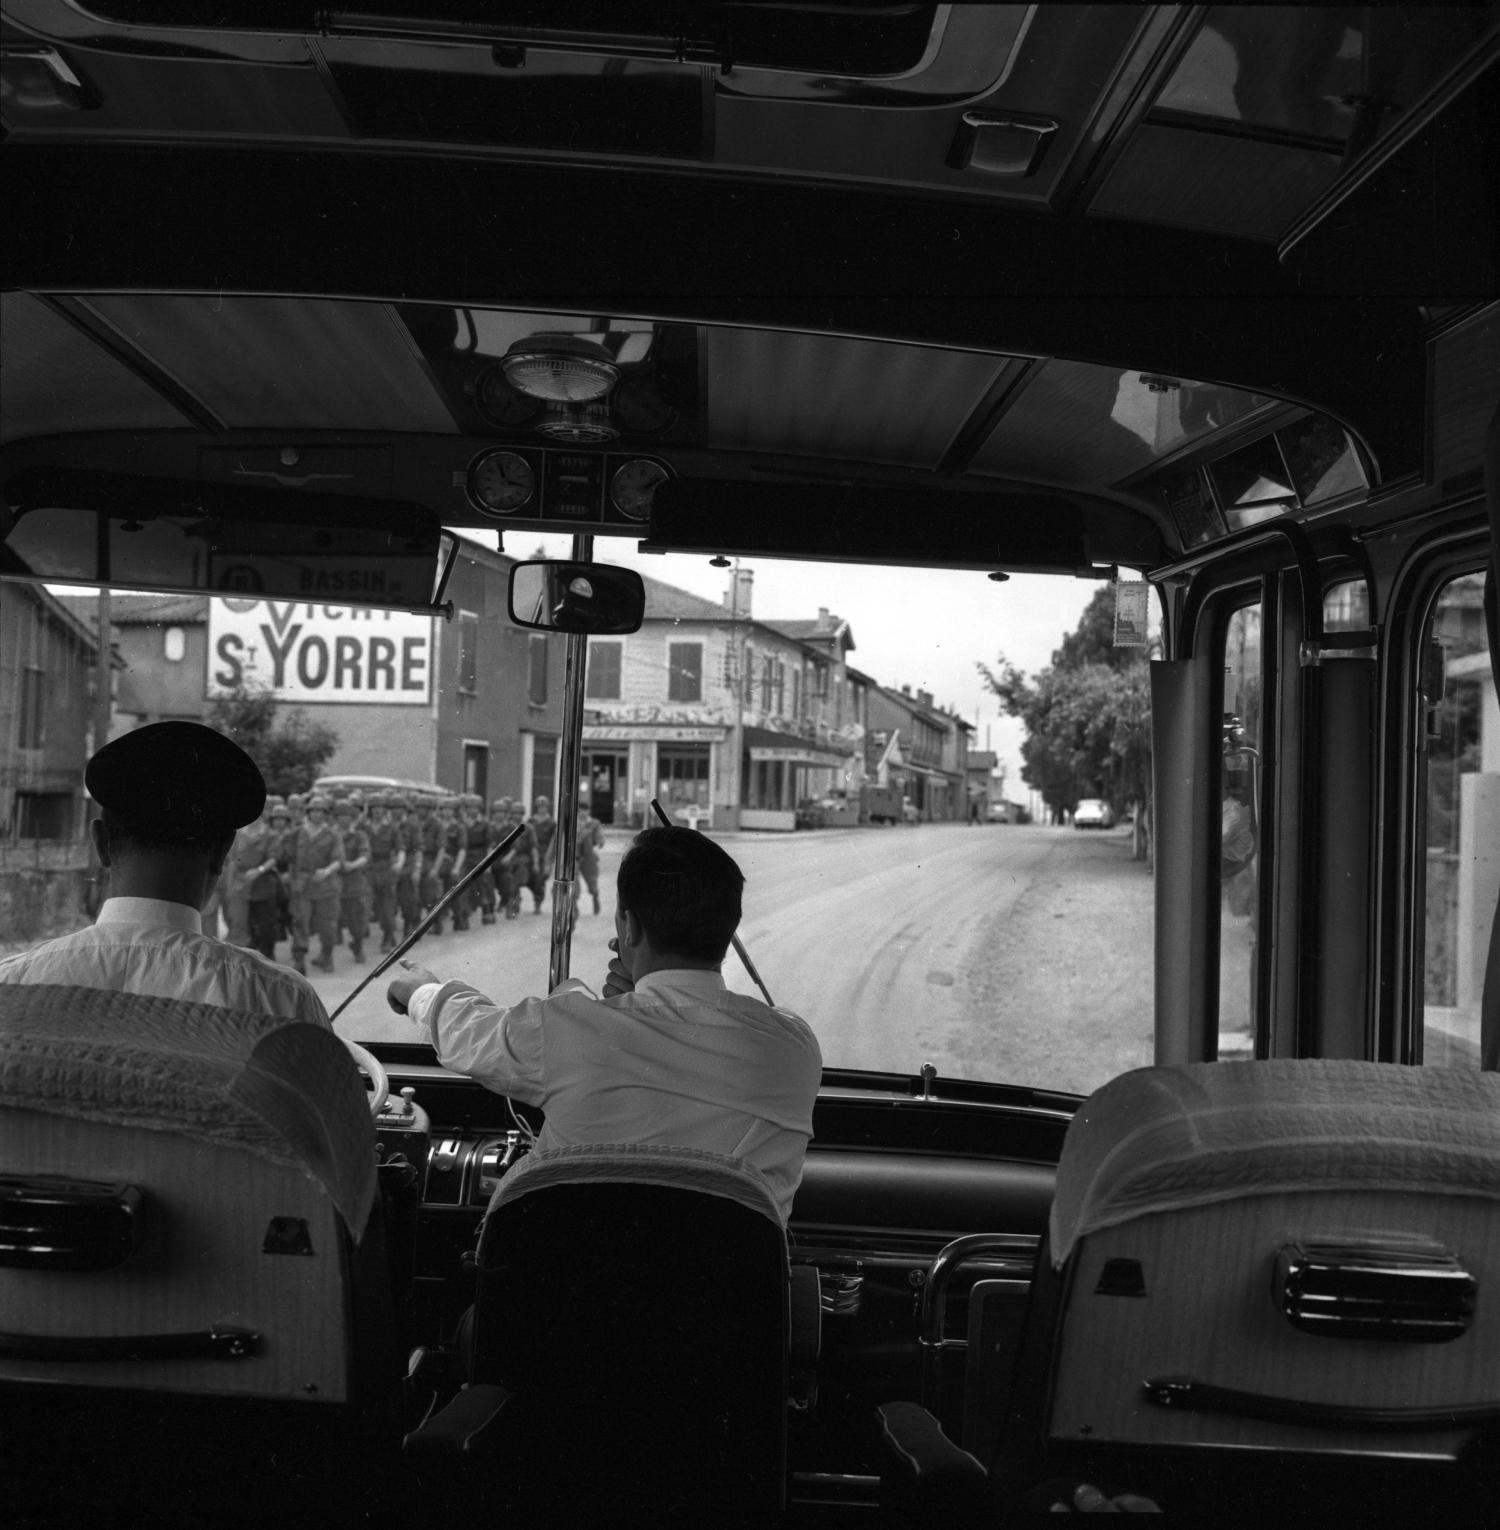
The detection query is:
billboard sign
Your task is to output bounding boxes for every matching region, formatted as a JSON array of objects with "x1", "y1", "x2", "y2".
[{"x1": 207, "y1": 598, "x2": 433, "y2": 705}]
